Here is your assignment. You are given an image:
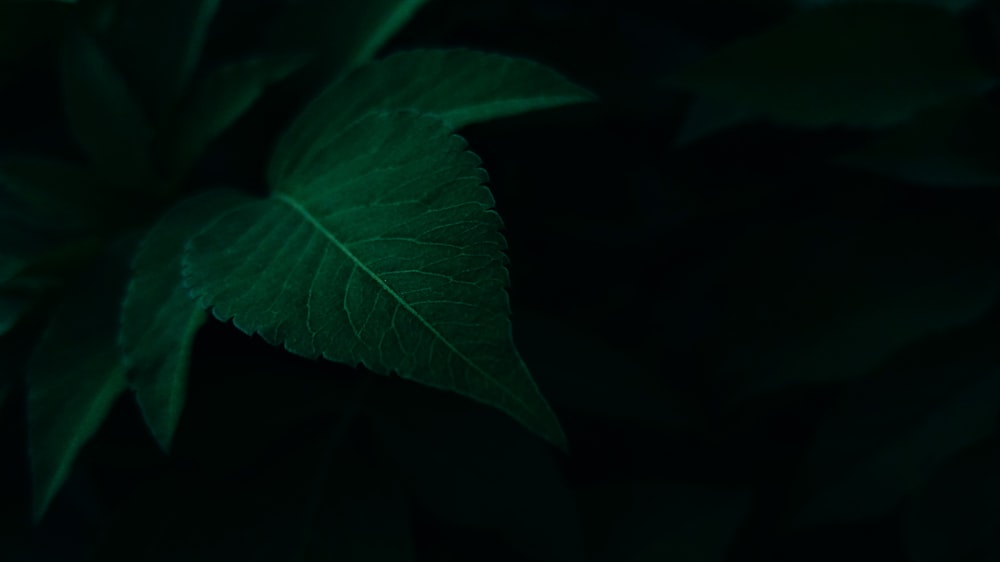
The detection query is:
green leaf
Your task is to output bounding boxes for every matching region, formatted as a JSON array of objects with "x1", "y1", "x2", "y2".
[
  {"x1": 672, "y1": 97, "x2": 758, "y2": 146},
  {"x1": 184, "y1": 110, "x2": 567, "y2": 449},
  {"x1": 266, "y1": 0, "x2": 430, "y2": 78},
  {"x1": 59, "y1": 28, "x2": 154, "y2": 188},
  {"x1": 0, "y1": 154, "x2": 111, "y2": 230},
  {"x1": 158, "y1": 54, "x2": 310, "y2": 180},
  {"x1": 121, "y1": 189, "x2": 247, "y2": 451},
  {"x1": 270, "y1": 49, "x2": 595, "y2": 186},
  {"x1": 667, "y1": 3, "x2": 994, "y2": 129},
  {"x1": 103, "y1": 0, "x2": 221, "y2": 122},
  {"x1": 791, "y1": 317, "x2": 1000, "y2": 527},
  {"x1": 26, "y1": 240, "x2": 132, "y2": 522},
  {"x1": 369, "y1": 377, "x2": 583, "y2": 561},
  {"x1": 581, "y1": 481, "x2": 753, "y2": 562},
  {"x1": 836, "y1": 100, "x2": 1000, "y2": 187},
  {"x1": 902, "y1": 435, "x2": 1000, "y2": 562}
]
